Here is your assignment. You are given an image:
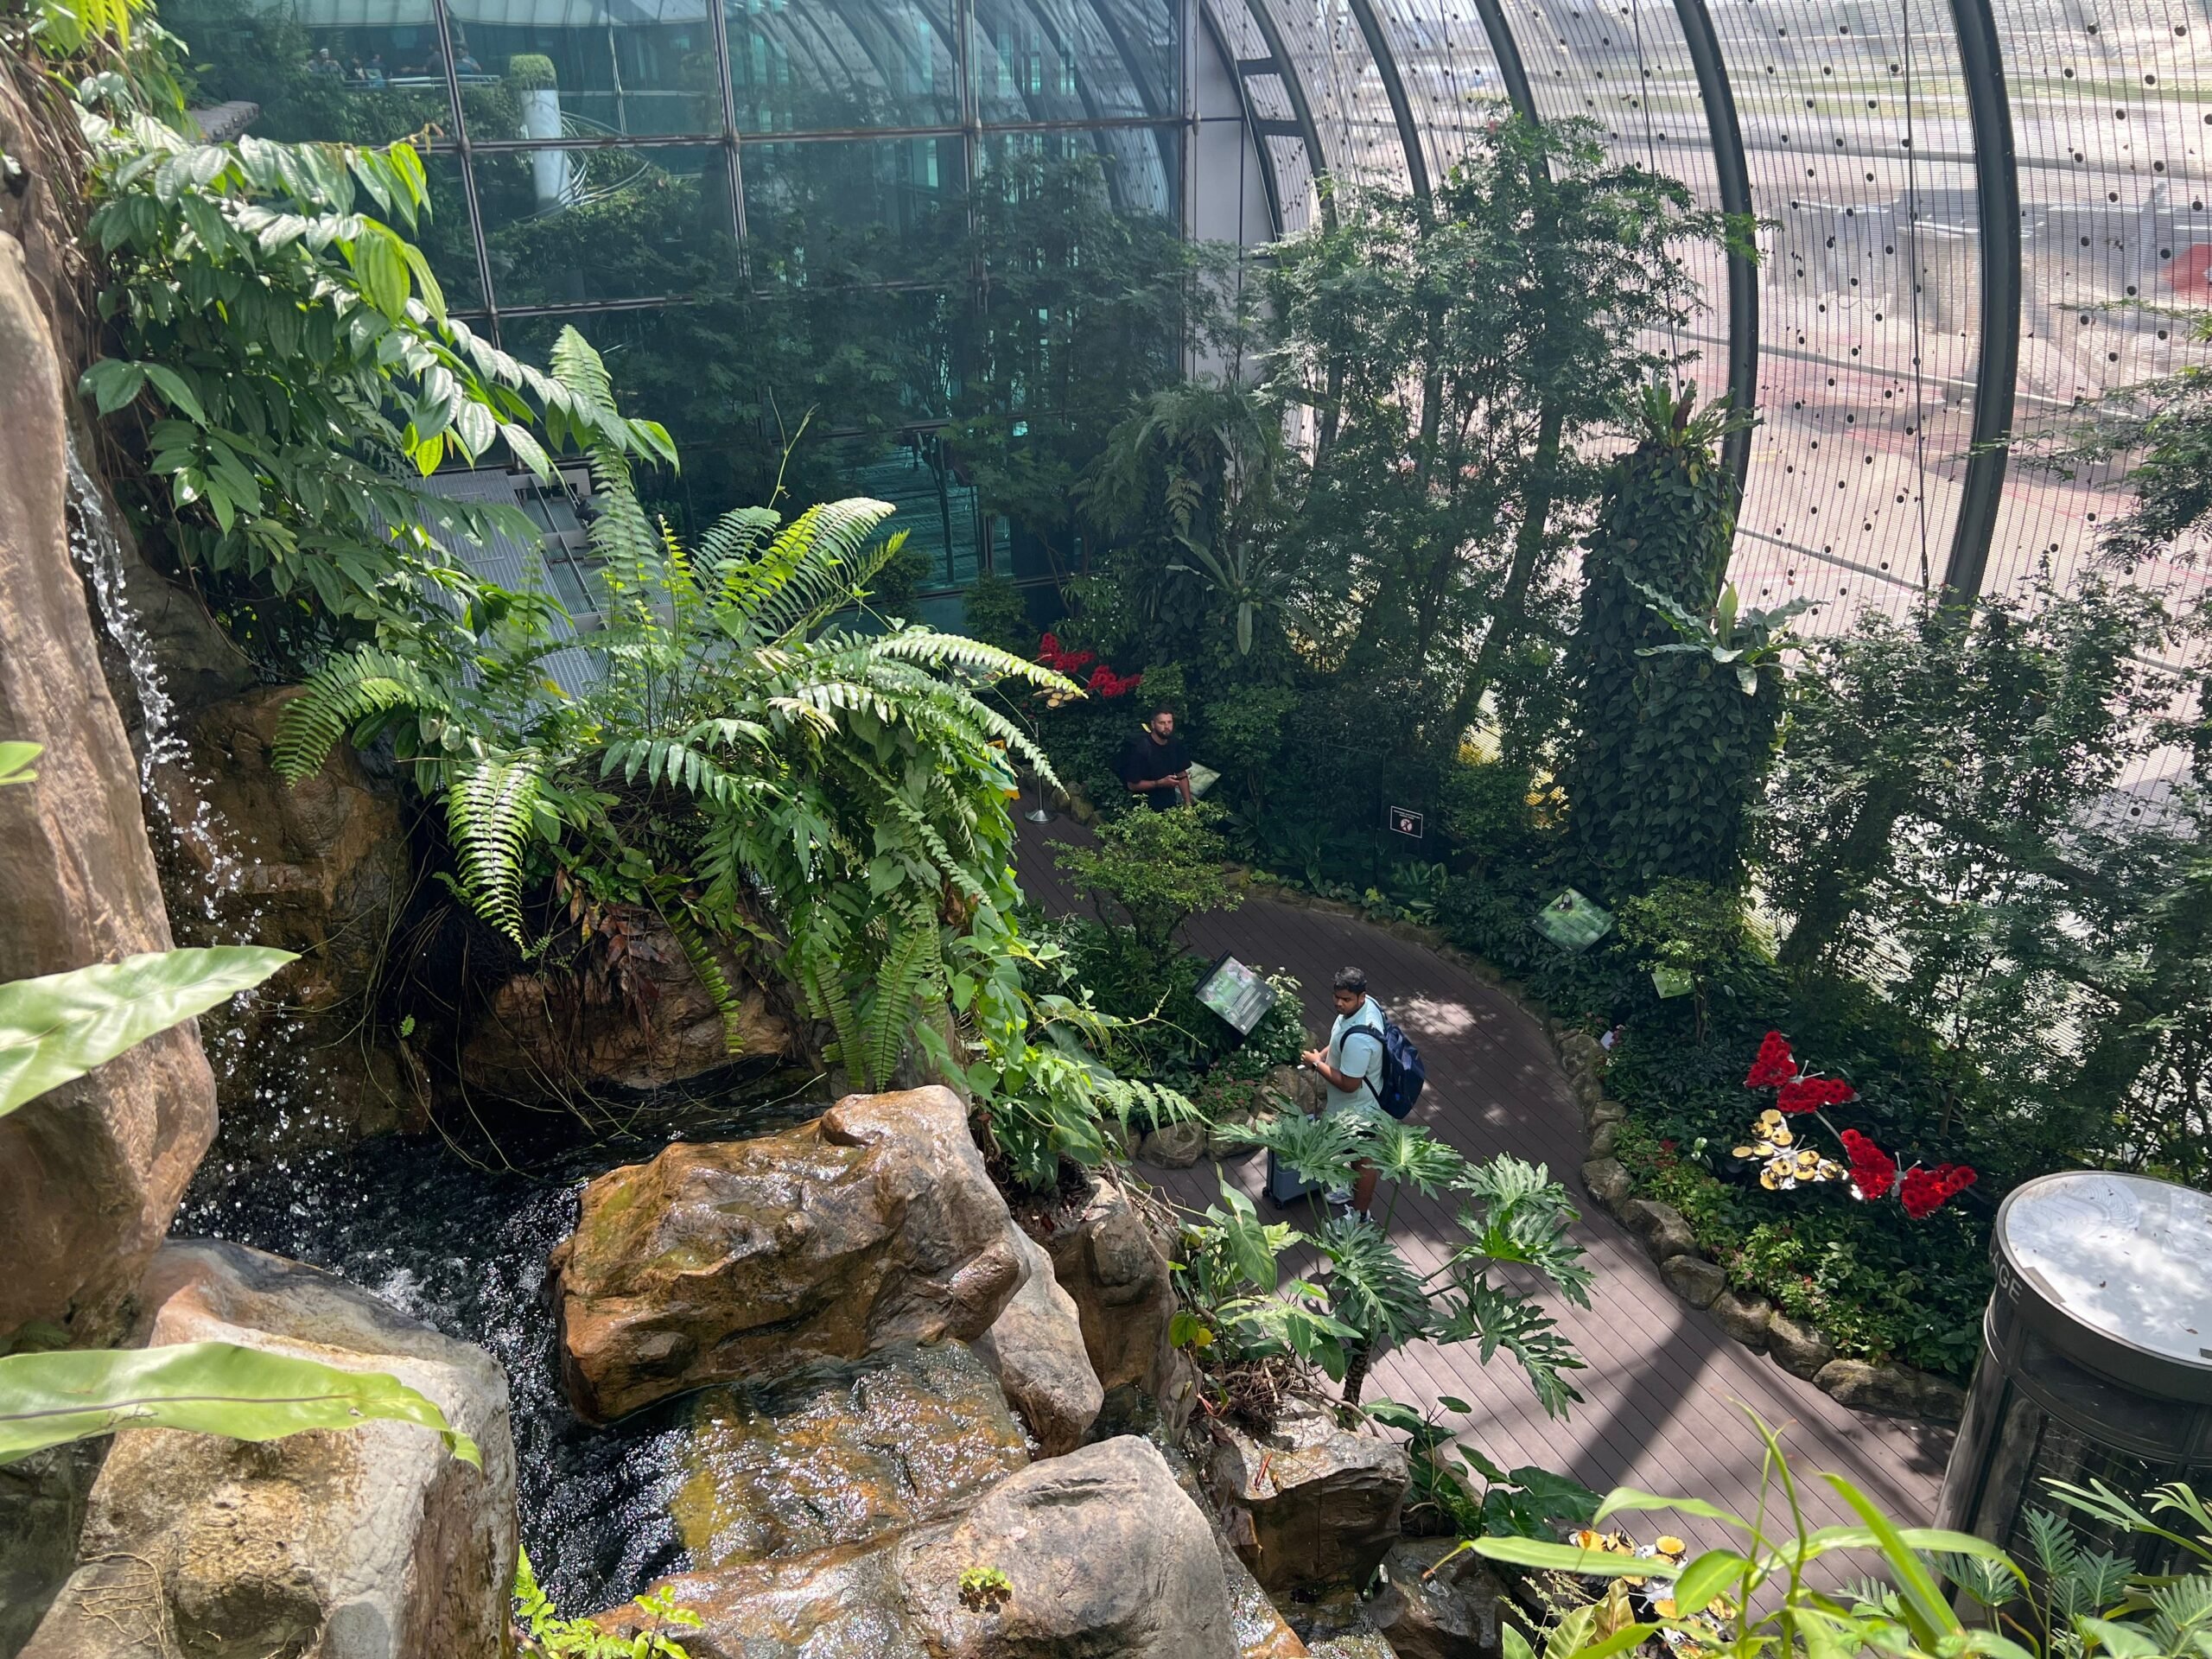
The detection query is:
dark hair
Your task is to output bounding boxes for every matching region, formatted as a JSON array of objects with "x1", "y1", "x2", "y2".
[
  {"x1": 1332, "y1": 966, "x2": 1368, "y2": 995},
  {"x1": 1147, "y1": 702, "x2": 1175, "y2": 720}
]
